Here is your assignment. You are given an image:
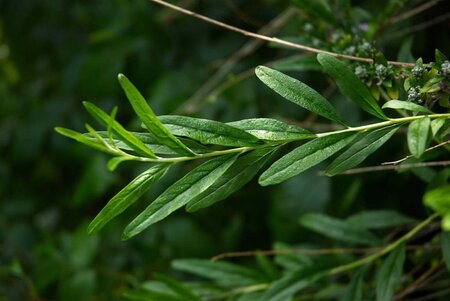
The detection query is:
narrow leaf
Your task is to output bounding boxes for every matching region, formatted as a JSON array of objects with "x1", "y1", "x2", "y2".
[
  {"x1": 441, "y1": 232, "x2": 450, "y2": 272},
  {"x1": 407, "y1": 116, "x2": 431, "y2": 158},
  {"x1": 317, "y1": 54, "x2": 388, "y2": 120},
  {"x1": 272, "y1": 55, "x2": 323, "y2": 72},
  {"x1": 123, "y1": 154, "x2": 238, "y2": 239},
  {"x1": 423, "y1": 185, "x2": 450, "y2": 215},
  {"x1": 186, "y1": 147, "x2": 276, "y2": 212},
  {"x1": 158, "y1": 115, "x2": 262, "y2": 147},
  {"x1": 382, "y1": 100, "x2": 432, "y2": 114},
  {"x1": 341, "y1": 268, "x2": 365, "y2": 301},
  {"x1": 172, "y1": 259, "x2": 265, "y2": 286},
  {"x1": 83, "y1": 101, "x2": 156, "y2": 158},
  {"x1": 325, "y1": 124, "x2": 400, "y2": 176},
  {"x1": 107, "y1": 156, "x2": 133, "y2": 171},
  {"x1": 153, "y1": 274, "x2": 200, "y2": 301},
  {"x1": 88, "y1": 164, "x2": 171, "y2": 234},
  {"x1": 346, "y1": 210, "x2": 415, "y2": 229},
  {"x1": 375, "y1": 243, "x2": 406, "y2": 301},
  {"x1": 261, "y1": 265, "x2": 326, "y2": 301},
  {"x1": 299, "y1": 213, "x2": 379, "y2": 246},
  {"x1": 118, "y1": 74, "x2": 195, "y2": 156},
  {"x1": 55, "y1": 127, "x2": 117, "y2": 155},
  {"x1": 259, "y1": 132, "x2": 357, "y2": 186},
  {"x1": 255, "y1": 66, "x2": 346, "y2": 125},
  {"x1": 228, "y1": 118, "x2": 315, "y2": 141}
]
